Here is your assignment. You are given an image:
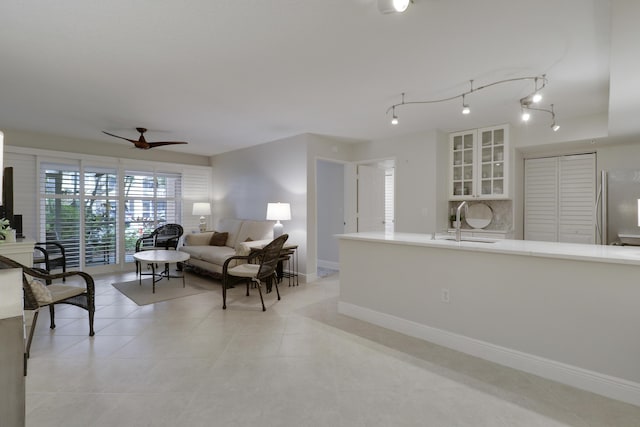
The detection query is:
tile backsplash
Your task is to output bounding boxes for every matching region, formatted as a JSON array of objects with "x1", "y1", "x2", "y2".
[{"x1": 448, "y1": 200, "x2": 512, "y2": 231}]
